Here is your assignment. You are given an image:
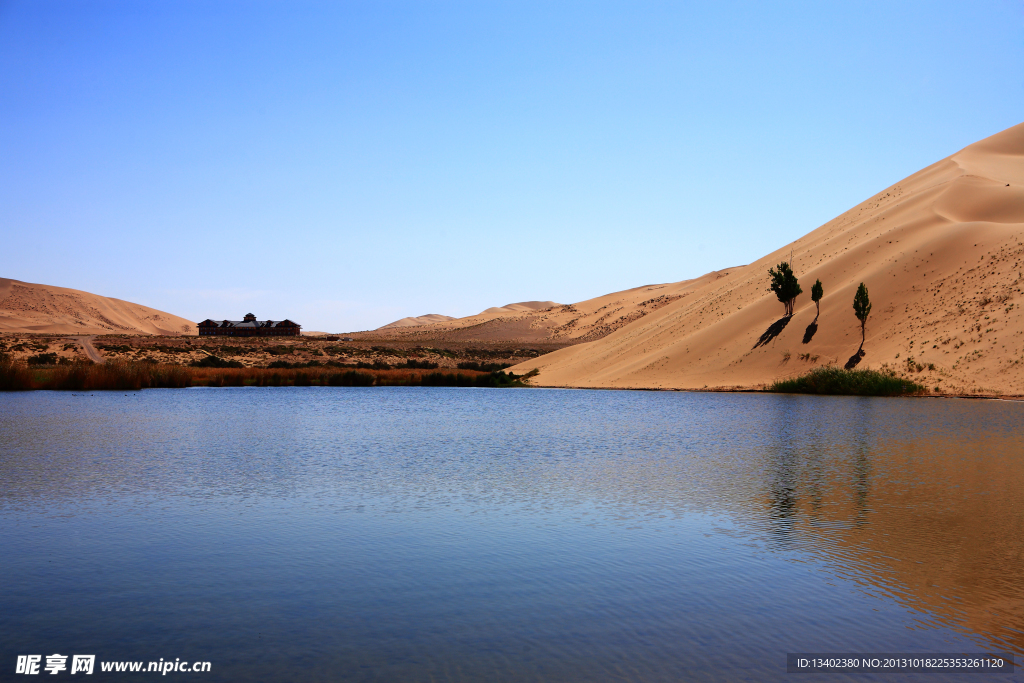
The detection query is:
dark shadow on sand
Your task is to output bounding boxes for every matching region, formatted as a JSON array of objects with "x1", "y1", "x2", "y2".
[
  {"x1": 802, "y1": 322, "x2": 818, "y2": 344},
  {"x1": 844, "y1": 349, "x2": 865, "y2": 370},
  {"x1": 753, "y1": 316, "x2": 791, "y2": 349}
]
